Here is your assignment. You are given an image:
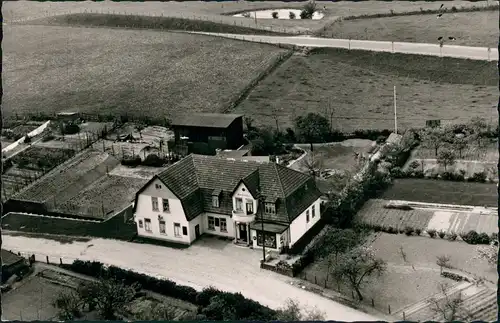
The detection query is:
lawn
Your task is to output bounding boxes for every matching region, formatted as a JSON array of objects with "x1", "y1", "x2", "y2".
[
  {"x1": 319, "y1": 10, "x2": 499, "y2": 48},
  {"x1": 3, "y1": 24, "x2": 289, "y2": 119},
  {"x1": 234, "y1": 48, "x2": 497, "y2": 132},
  {"x1": 3, "y1": 0, "x2": 488, "y2": 34},
  {"x1": 302, "y1": 232, "x2": 496, "y2": 320},
  {"x1": 380, "y1": 178, "x2": 498, "y2": 207}
]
